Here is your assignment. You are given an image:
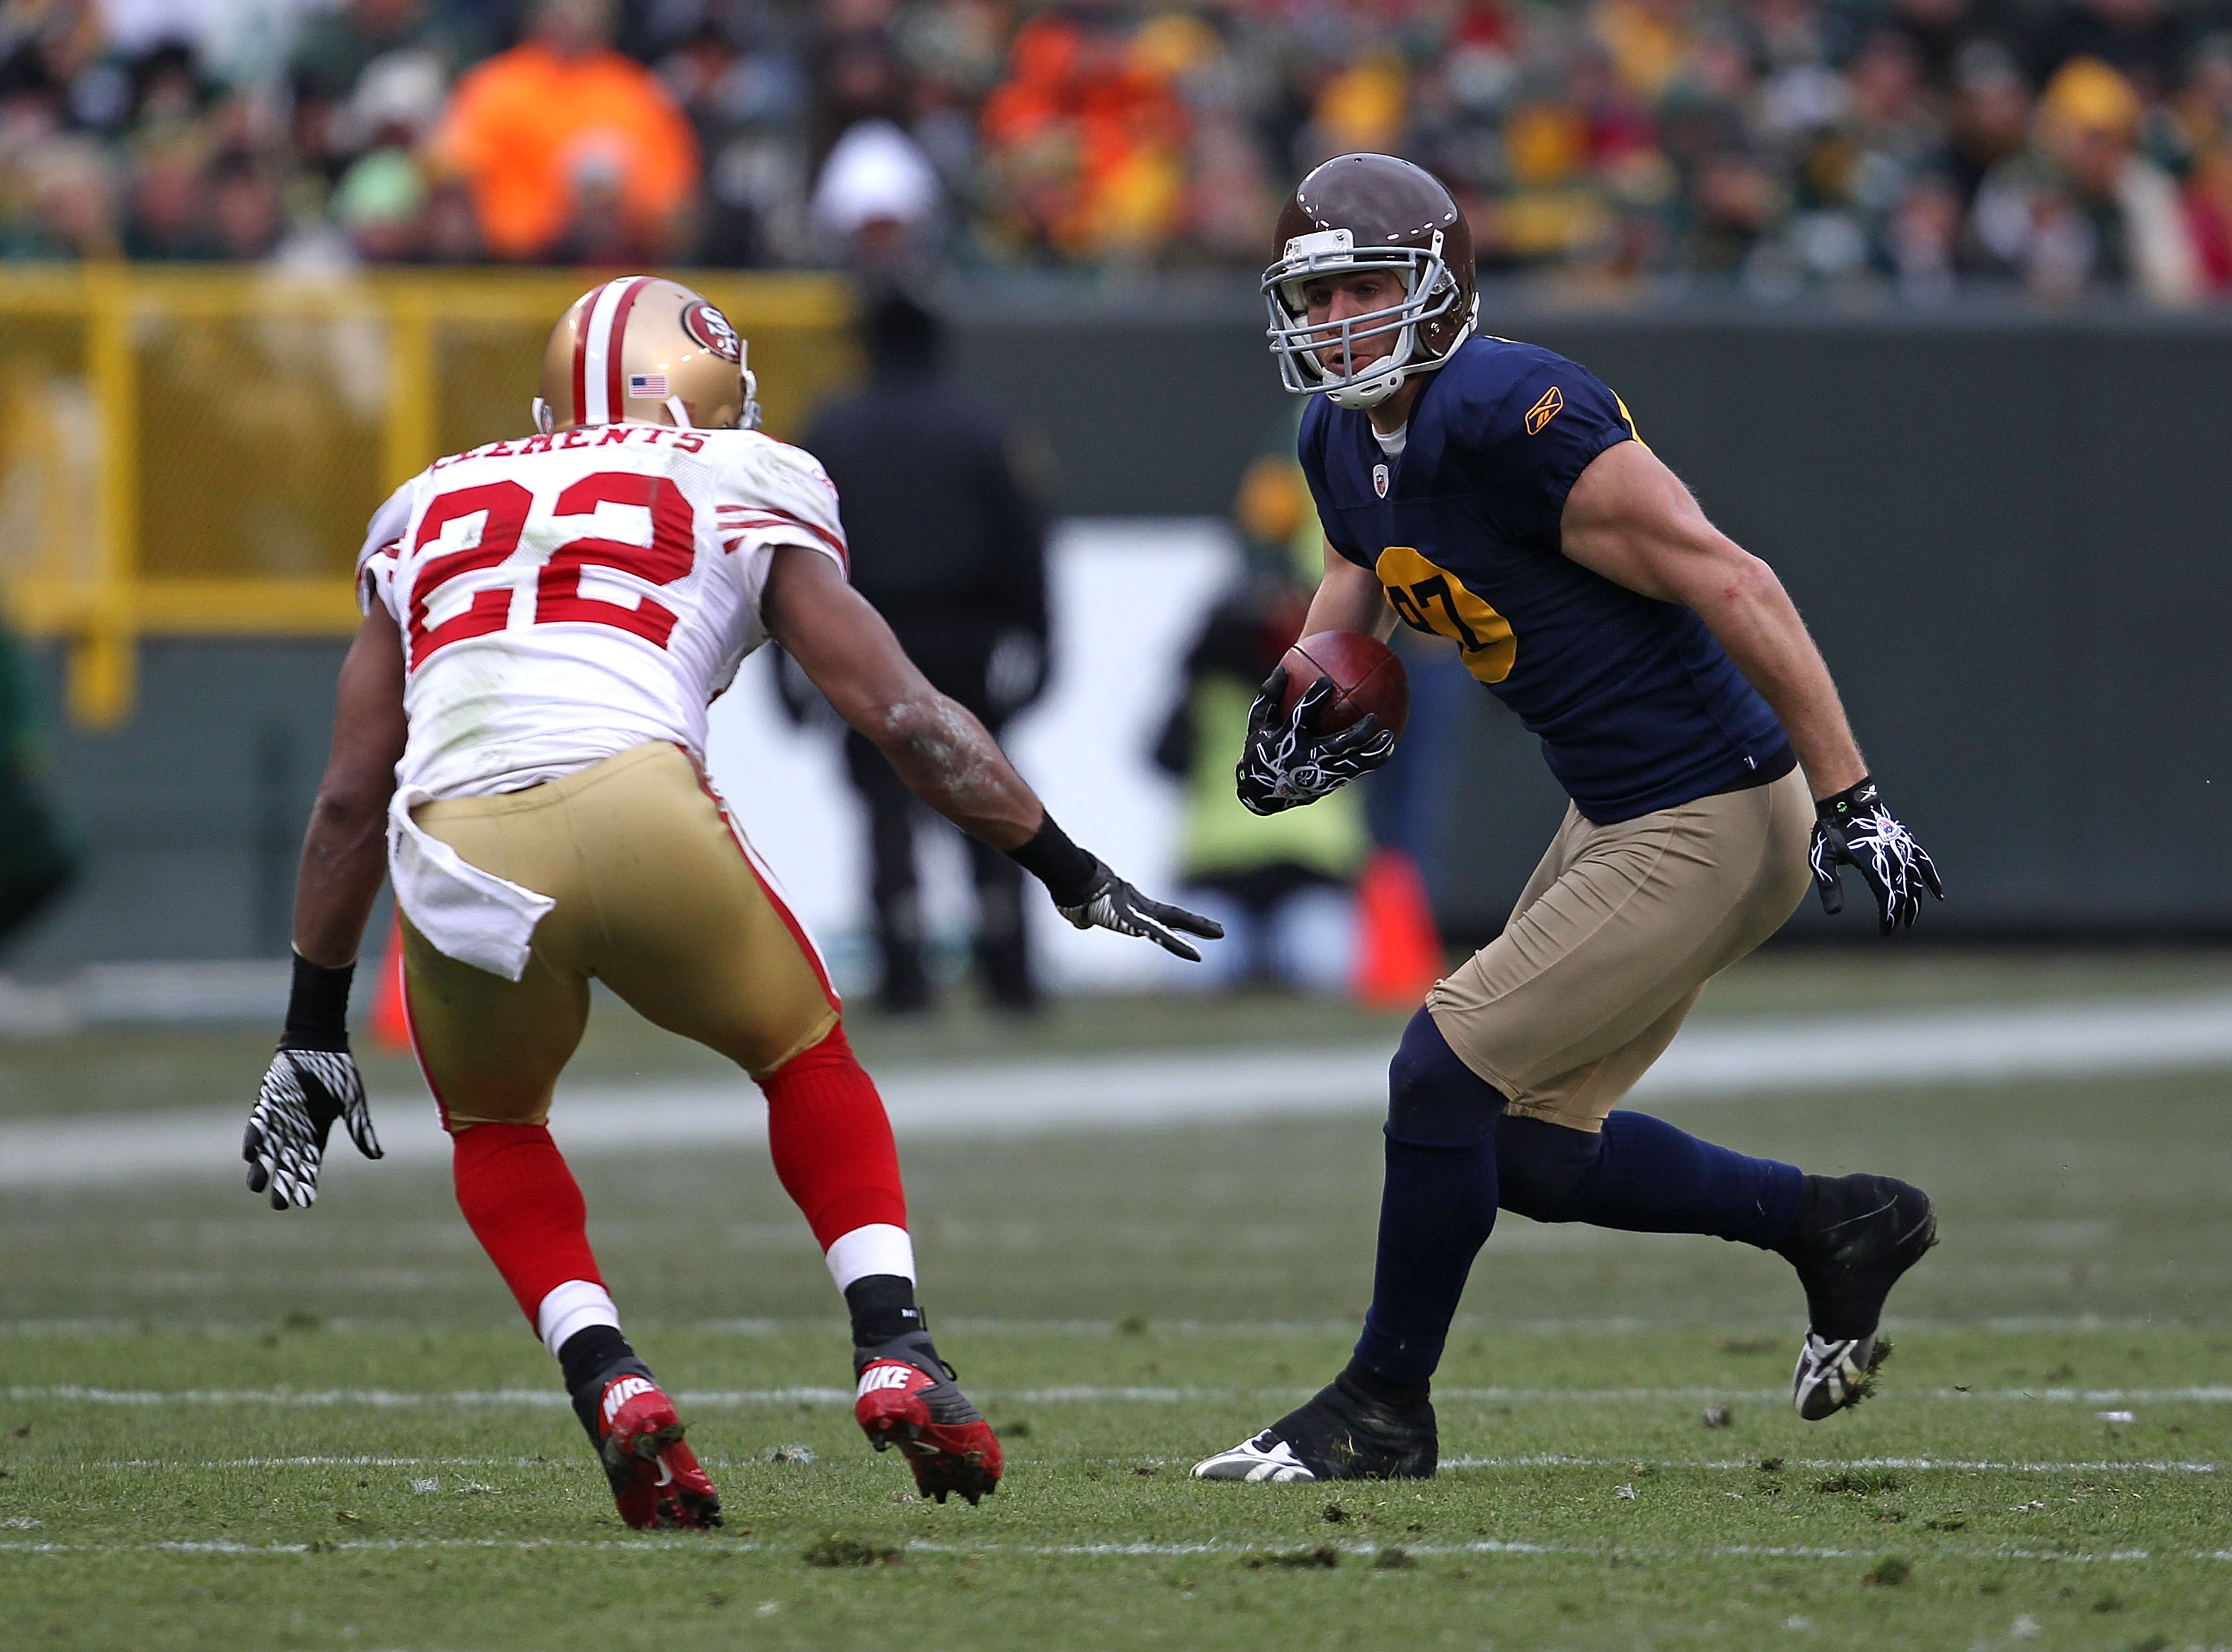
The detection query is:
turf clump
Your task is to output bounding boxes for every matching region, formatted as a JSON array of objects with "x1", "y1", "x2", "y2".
[
  {"x1": 1815, "y1": 1469, "x2": 1904, "y2": 1496},
  {"x1": 1245, "y1": 1545, "x2": 1340, "y2": 1569},
  {"x1": 803, "y1": 1534, "x2": 905, "y2": 1568}
]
